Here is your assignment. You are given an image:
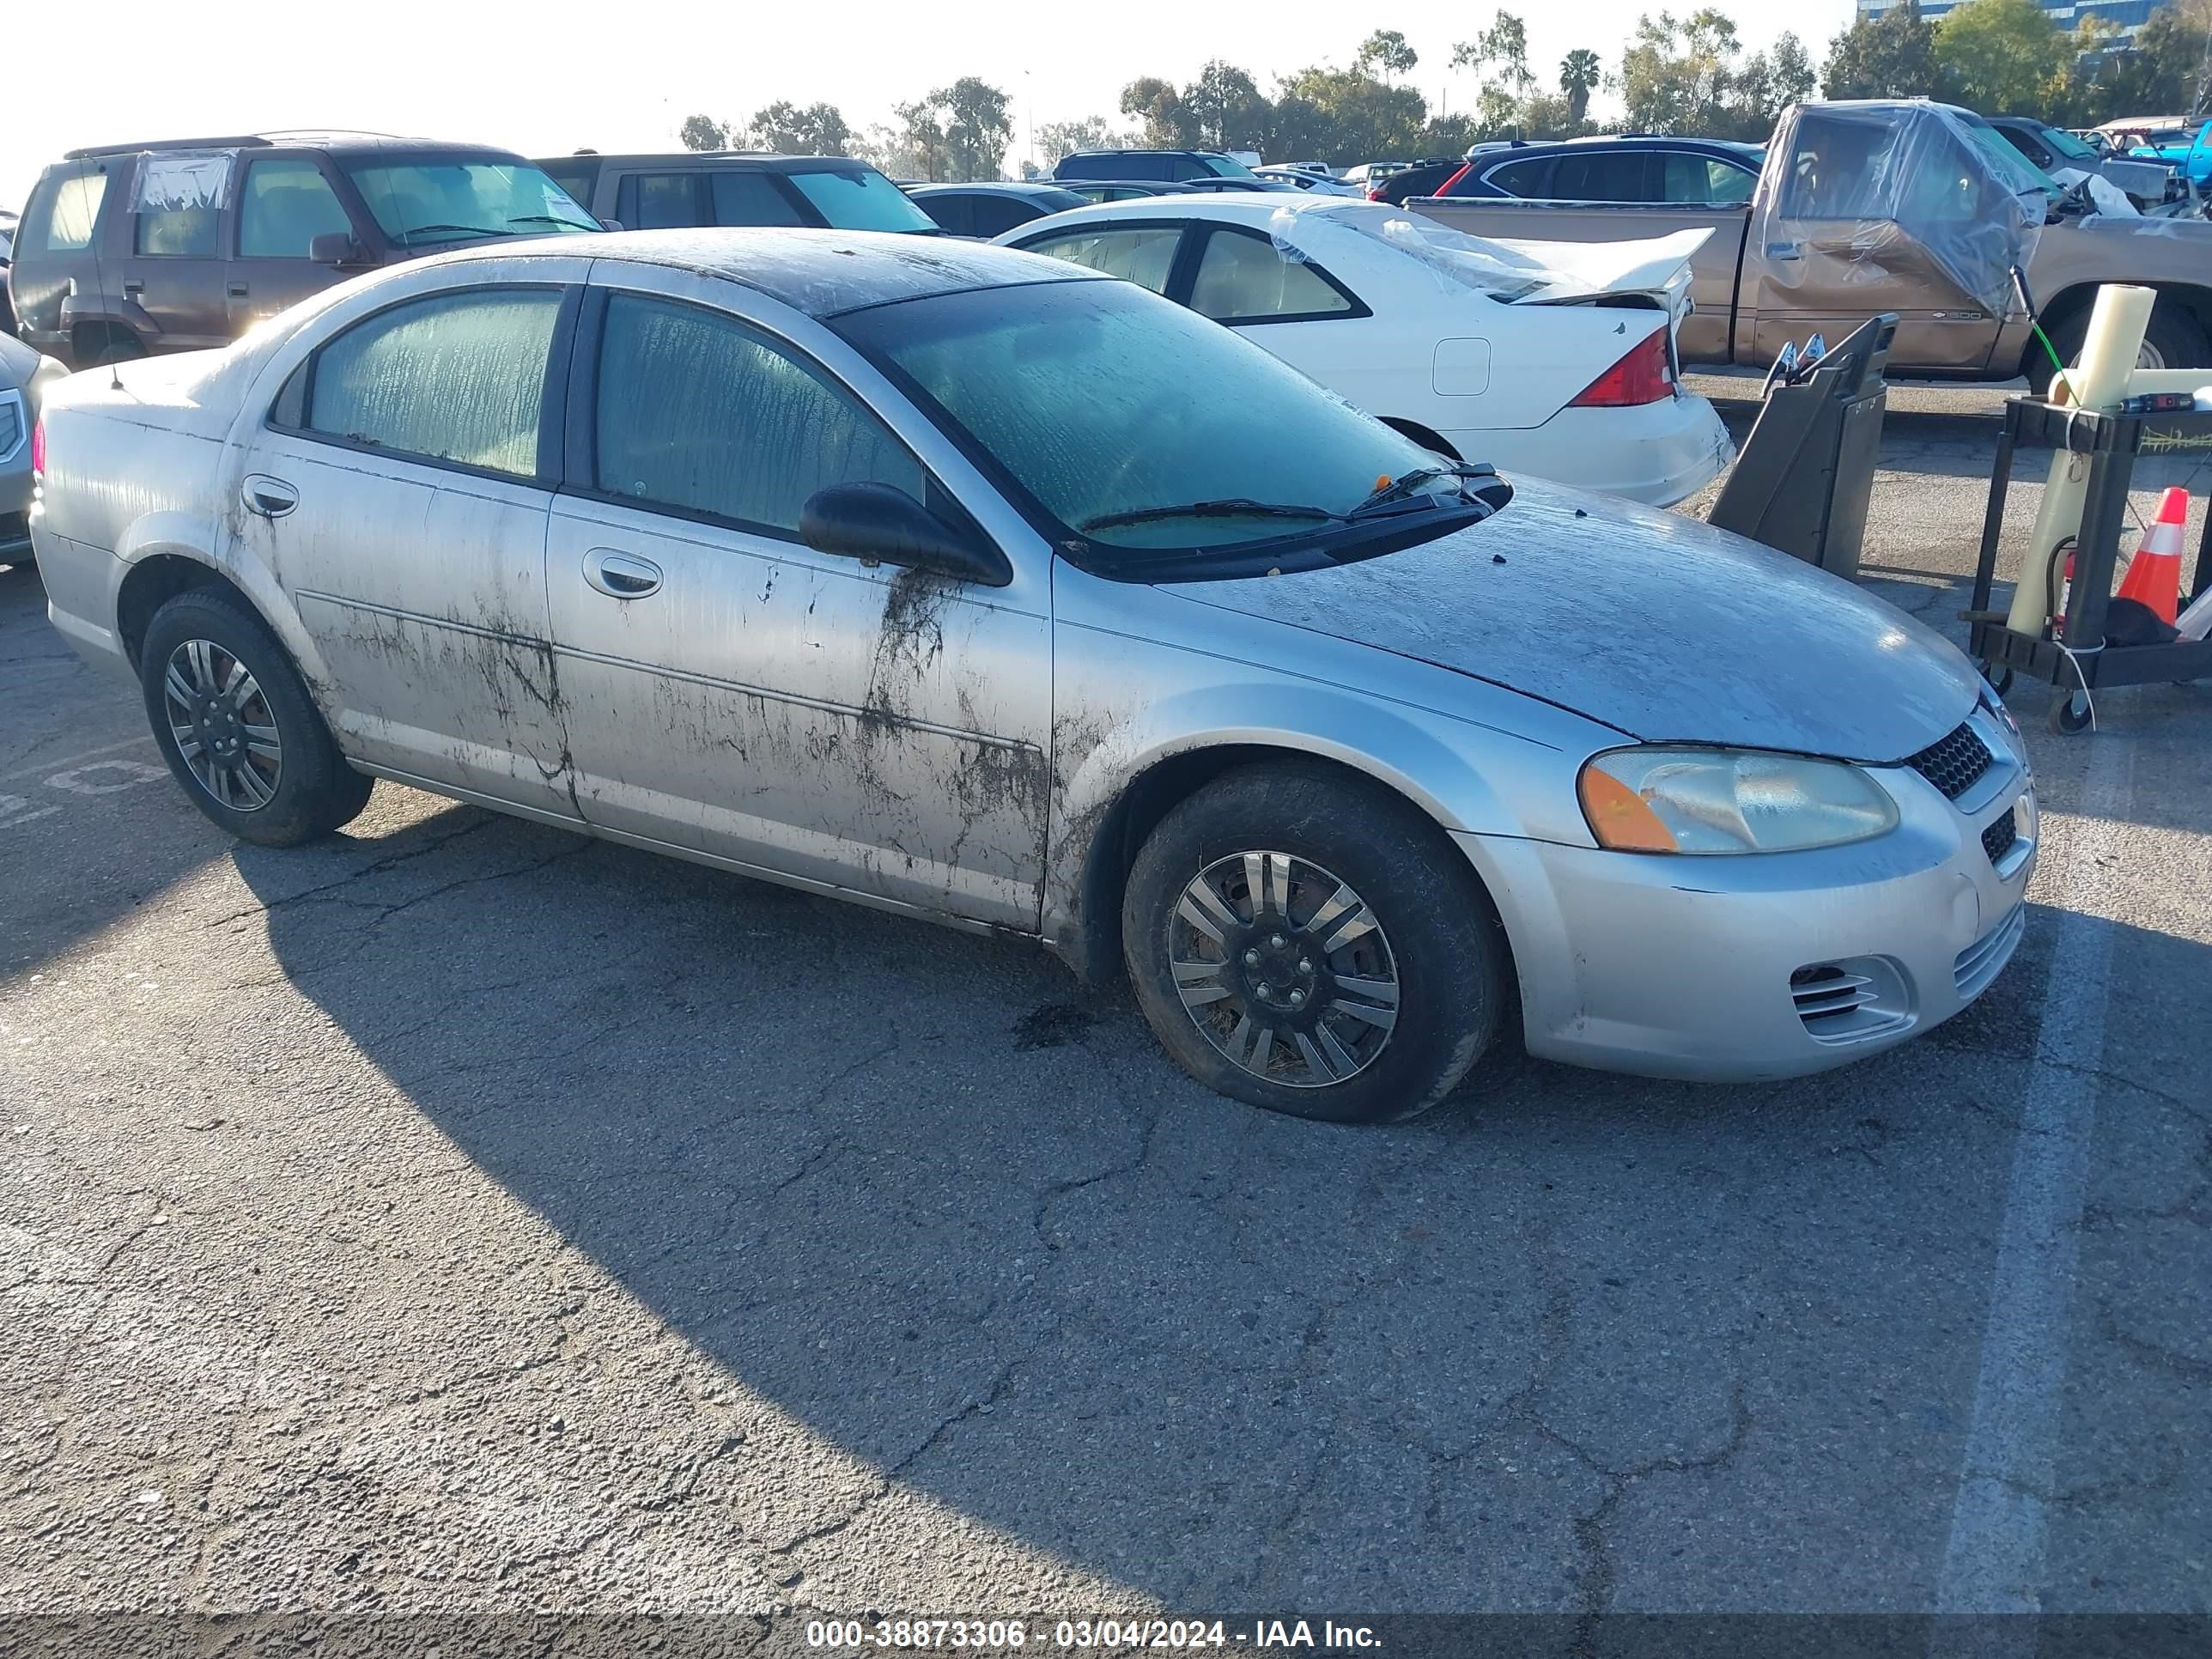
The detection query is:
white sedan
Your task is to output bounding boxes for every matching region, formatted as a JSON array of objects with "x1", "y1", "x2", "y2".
[{"x1": 997, "y1": 195, "x2": 1734, "y2": 507}]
